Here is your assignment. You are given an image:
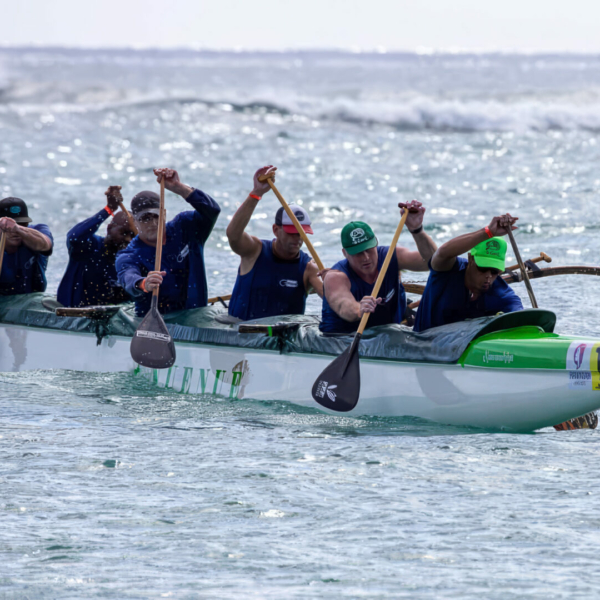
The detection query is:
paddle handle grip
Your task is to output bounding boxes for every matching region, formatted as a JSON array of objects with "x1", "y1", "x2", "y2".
[
  {"x1": 505, "y1": 251, "x2": 551, "y2": 272},
  {"x1": 117, "y1": 199, "x2": 139, "y2": 236},
  {"x1": 258, "y1": 175, "x2": 325, "y2": 272},
  {"x1": 357, "y1": 209, "x2": 409, "y2": 336},
  {"x1": 0, "y1": 231, "x2": 5, "y2": 276},
  {"x1": 505, "y1": 226, "x2": 538, "y2": 309}
]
